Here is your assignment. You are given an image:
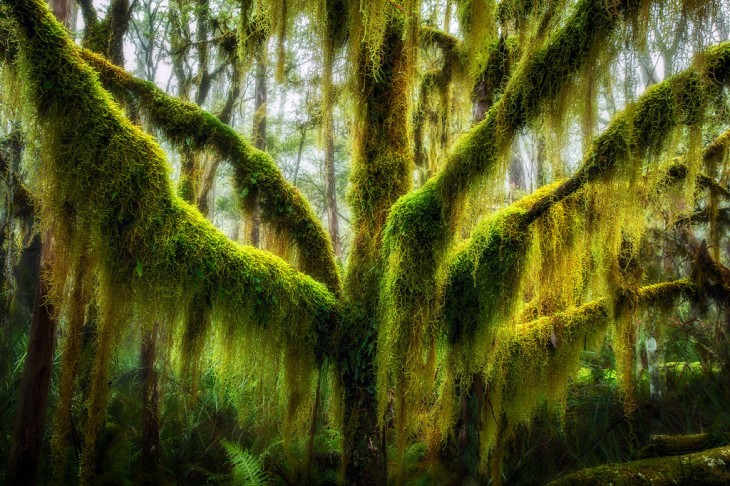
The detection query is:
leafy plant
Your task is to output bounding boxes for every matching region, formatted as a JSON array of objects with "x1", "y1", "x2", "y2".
[{"x1": 221, "y1": 440, "x2": 272, "y2": 486}]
